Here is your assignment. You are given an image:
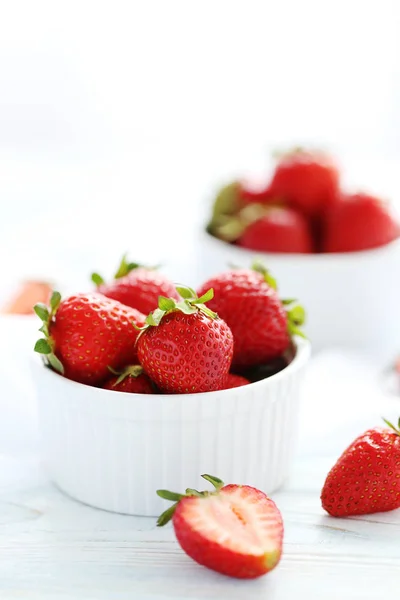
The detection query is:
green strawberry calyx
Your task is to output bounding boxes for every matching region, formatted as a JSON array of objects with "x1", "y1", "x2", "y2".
[
  {"x1": 212, "y1": 202, "x2": 290, "y2": 243},
  {"x1": 382, "y1": 417, "x2": 400, "y2": 436},
  {"x1": 140, "y1": 287, "x2": 218, "y2": 330},
  {"x1": 283, "y1": 300, "x2": 307, "y2": 339},
  {"x1": 207, "y1": 179, "x2": 284, "y2": 243},
  {"x1": 251, "y1": 260, "x2": 278, "y2": 291},
  {"x1": 156, "y1": 474, "x2": 224, "y2": 526},
  {"x1": 33, "y1": 291, "x2": 64, "y2": 374},
  {"x1": 108, "y1": 364, "x2": 144, "y2": 386},
  {"x1": 252, "y1": 260, "x2": 307, "y2": 339},
  {"x1": 91, "y1": 253, "x2": 157, "y2": 286},
  {"x1": 207, "y1": 181, "x2": 241, "y2": 236}
]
